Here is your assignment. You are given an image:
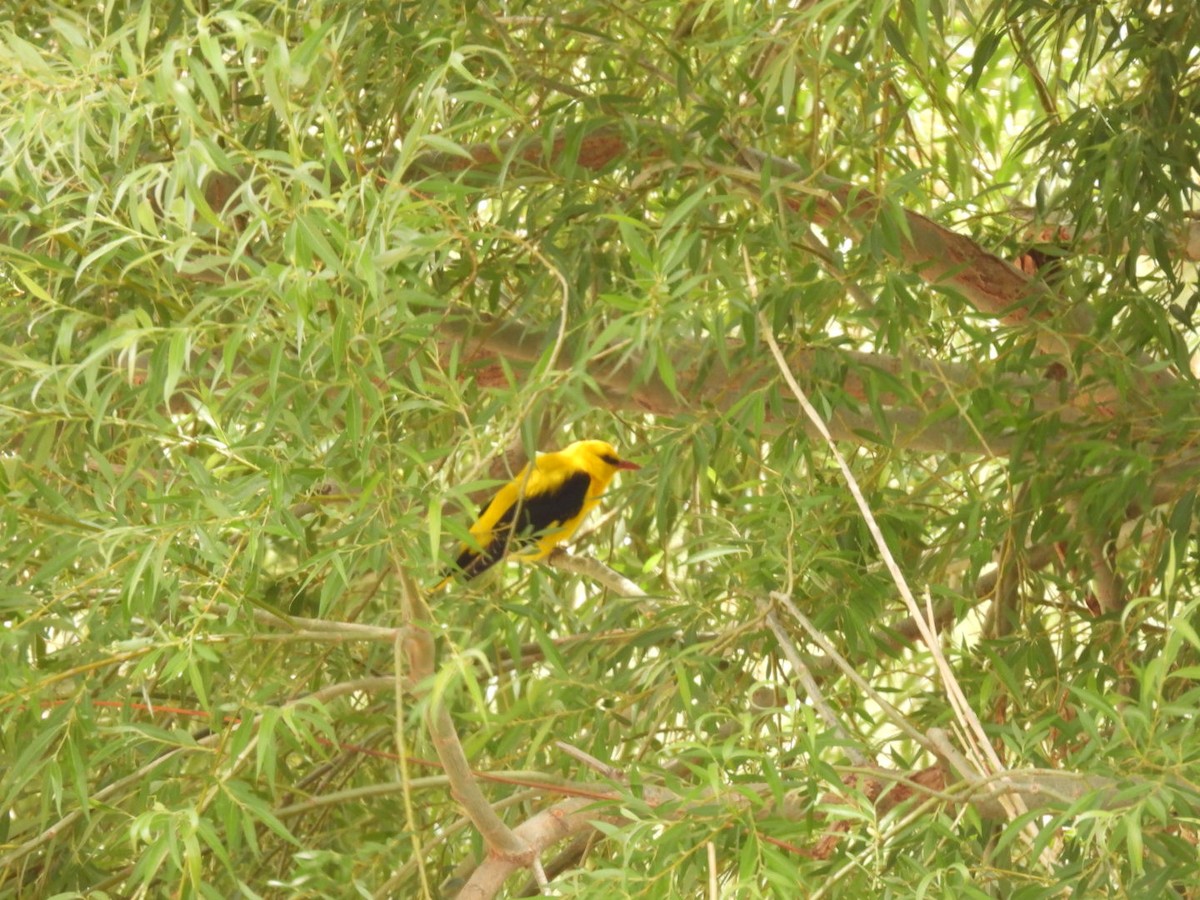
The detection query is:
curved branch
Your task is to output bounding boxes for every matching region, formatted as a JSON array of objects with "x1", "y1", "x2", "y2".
[
  {"x1": 399, "y1": 572, "x2": 533, "y2": 863},
  {"x1": 405, "y1": 125, "x2": 1052, "y2": 333}
]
